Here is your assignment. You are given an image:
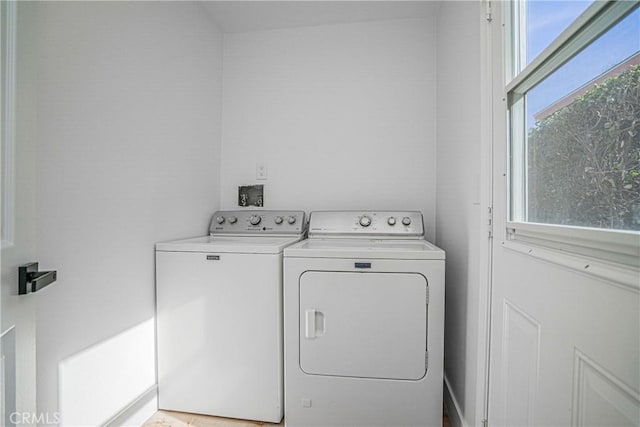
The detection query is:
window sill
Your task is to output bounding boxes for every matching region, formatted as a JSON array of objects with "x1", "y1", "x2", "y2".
[{"x1": 504, "y1": 222, "x2": 640, "y2": 290}]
